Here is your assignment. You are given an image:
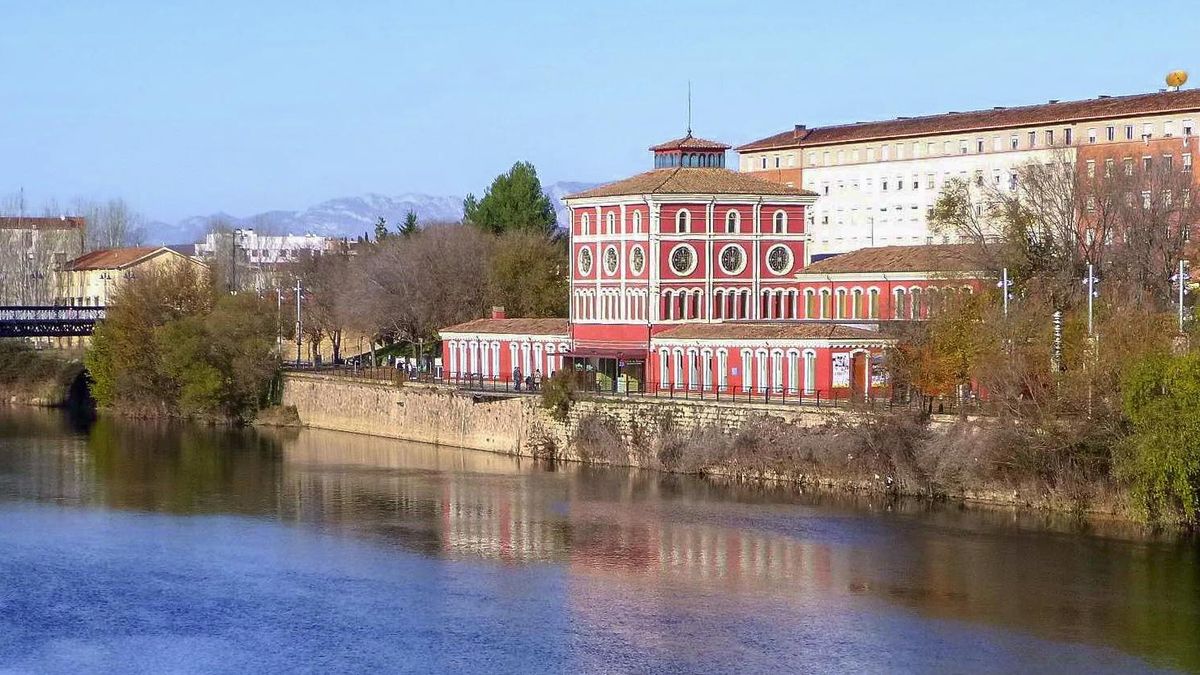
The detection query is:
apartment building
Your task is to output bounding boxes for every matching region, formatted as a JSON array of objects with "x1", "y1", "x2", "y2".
[{"x1": 738, "y1": 89, "x2": 1200, "y2": 257}]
